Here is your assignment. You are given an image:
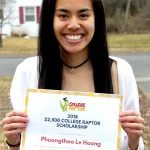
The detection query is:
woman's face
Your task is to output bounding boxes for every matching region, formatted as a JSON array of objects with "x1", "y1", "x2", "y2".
[{"x1": 53, "y1": 0, "x2": 95, "y2": 55}]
